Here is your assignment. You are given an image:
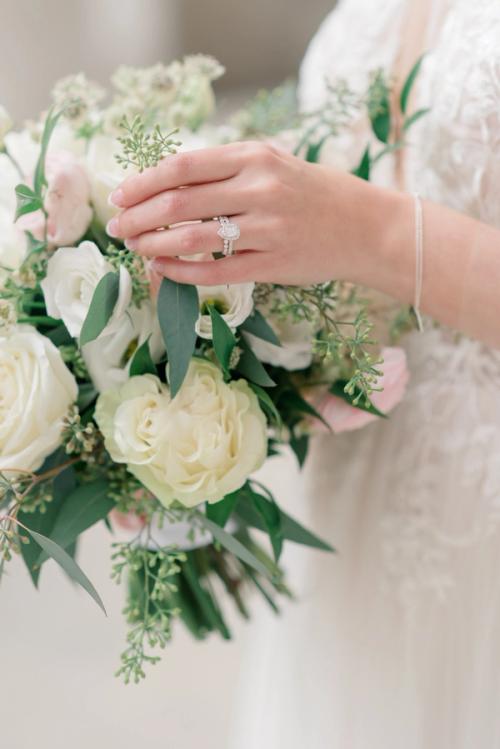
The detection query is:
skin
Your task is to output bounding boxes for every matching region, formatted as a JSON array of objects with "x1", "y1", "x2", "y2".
[{"x1": 106, "y1": 141, "x2": 500, "y2": 348}]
